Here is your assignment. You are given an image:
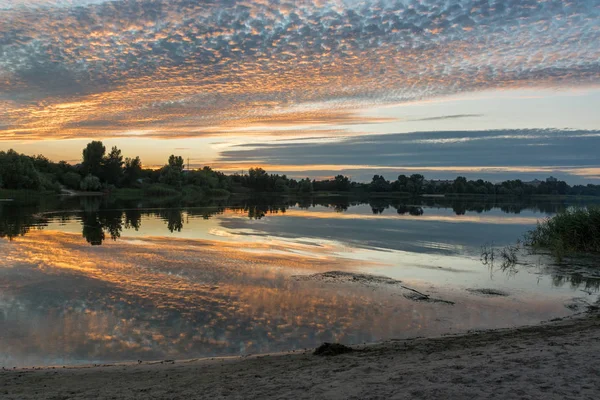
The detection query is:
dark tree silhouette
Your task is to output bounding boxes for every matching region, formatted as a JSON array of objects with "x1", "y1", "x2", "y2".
[
  {"x1": 82, "y1": 141, "x2": 106, "y2": 177},
  {"x1": 123, "y1": 156, "x2": 143, "y2": 186},
  {"x1": 102, "y1": 146, "x2": 124, "y2": 185}
]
